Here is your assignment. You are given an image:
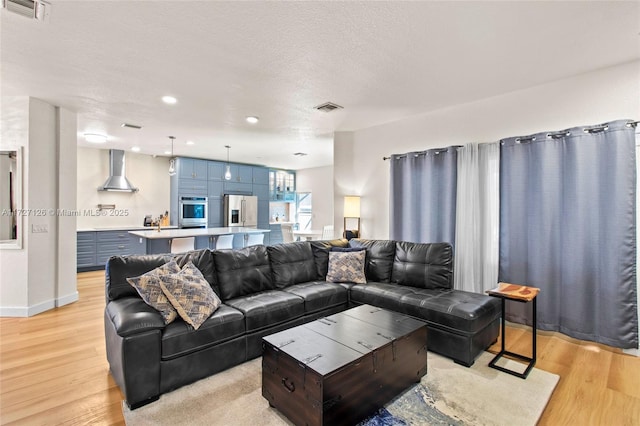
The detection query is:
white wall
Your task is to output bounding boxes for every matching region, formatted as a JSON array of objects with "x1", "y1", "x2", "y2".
[
  {"x1": 57, "y1": 108, "x2": 78, "y2": 306},
  {"x1": 334, "y1": 60, "x2": 640, "y2": 239},
  {"x1": 76, "y1": 148, "x2": 171, "y2": 229},
  {"x1": 0, "y1": 97, "x2": 78, "y2": 316},
  {"x1": 0, "y1": 97, "x2": 29, "y2": 313},
  {"x1": 296, "y1": 165, "x2": 334, "y2": 236}
]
